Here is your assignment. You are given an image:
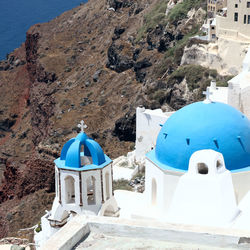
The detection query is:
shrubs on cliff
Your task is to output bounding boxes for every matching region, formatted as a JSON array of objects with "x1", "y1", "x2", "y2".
[
  {"x1": 167, "y1": 0, "x2": 206, "y2": 25},
  {"x1": 136, "y1": 0, "x2": 206, "y2": 42},
  {"x1": 136, "y1": 0, "x2": 168, "y2": 41},
  {"x1": 167, "y1": 64, "x2": 231, "y2": 91},
  {"x1": 146, "y1": 65, "x2": 232, "y2": 110}
]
